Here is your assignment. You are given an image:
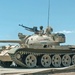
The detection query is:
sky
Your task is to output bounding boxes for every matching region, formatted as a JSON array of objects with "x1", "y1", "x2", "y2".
[{"x1": 0, "y1": 0, "x2": 75, "y2": 45}]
